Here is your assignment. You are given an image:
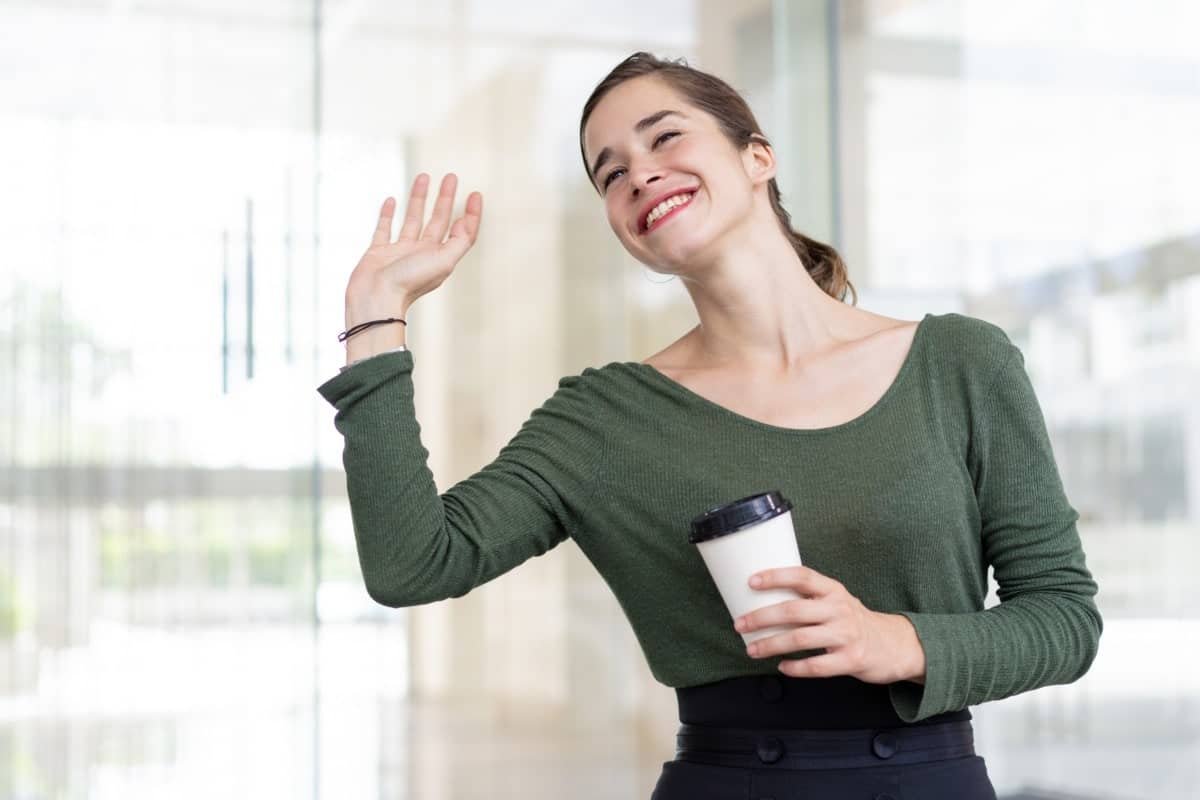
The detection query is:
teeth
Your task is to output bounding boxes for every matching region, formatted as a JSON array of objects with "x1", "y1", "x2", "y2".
[{"x1": 645, "y1": 192, "x2": 694, "y2": 230}]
